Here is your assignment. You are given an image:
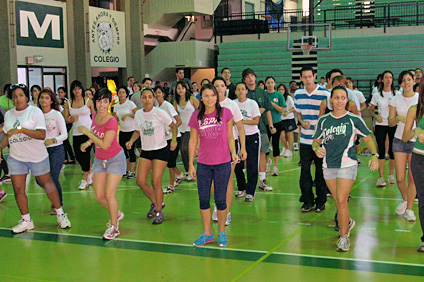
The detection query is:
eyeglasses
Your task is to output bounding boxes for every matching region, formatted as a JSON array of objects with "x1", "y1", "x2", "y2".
[{"x1": 10, "y1": 84, "x2": 27, "y2": 90}]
